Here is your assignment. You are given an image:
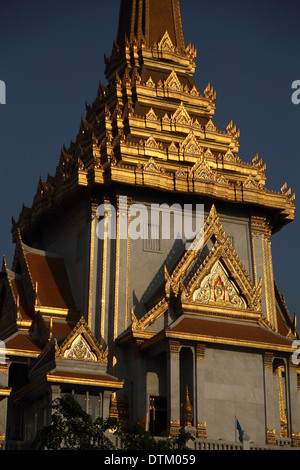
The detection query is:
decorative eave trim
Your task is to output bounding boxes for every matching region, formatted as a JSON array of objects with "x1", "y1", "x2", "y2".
[
  {"x1": 46, "y1": 373, "x2": 124, "y2": 389},
  {"x1": 138, "y1": 323, "x2": 294, "y2": 354},
  {"x1": 164, "y1": 329, "x2": 294, "y2": 353},
  {"x1": 0, "y1": 387, "x2": 12, "y2": 397}
]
